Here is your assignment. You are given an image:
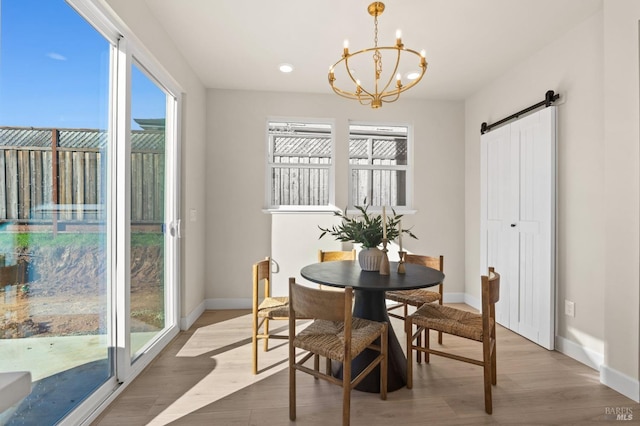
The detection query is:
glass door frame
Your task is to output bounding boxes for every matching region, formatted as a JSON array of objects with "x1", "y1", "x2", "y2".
[{"x1": 61, "y1": 1, "x2": 182, "y2": 423}]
